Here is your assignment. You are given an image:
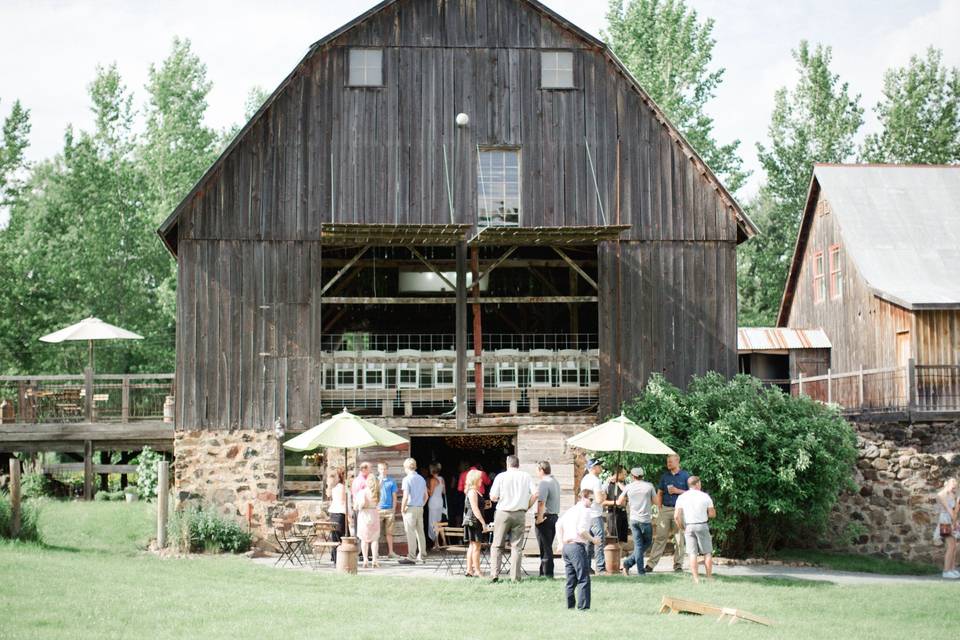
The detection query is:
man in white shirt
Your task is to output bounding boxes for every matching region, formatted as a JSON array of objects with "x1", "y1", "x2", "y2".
[
  {"x1": 578, "y1": 458, "x2": 607, "y2": 574},
  {"x1": 673, "y1": 475, "x2": 716, "y2": 583},
  {"x1": 556, "y1": 489, "x2": 601, "y2": 610},
  {"x1": 489, "y1": 455, "x2": 538, "y2": 582},
  {"x1": 616, "y1": 466, "x2": 656, "y2": 575}
]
